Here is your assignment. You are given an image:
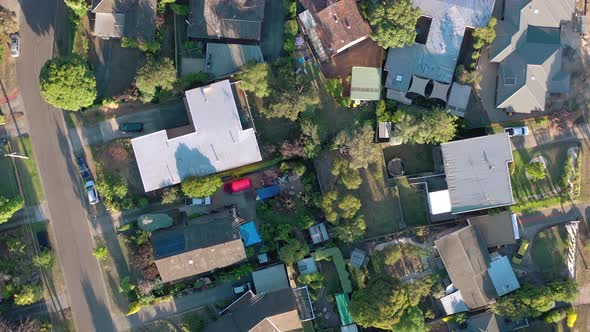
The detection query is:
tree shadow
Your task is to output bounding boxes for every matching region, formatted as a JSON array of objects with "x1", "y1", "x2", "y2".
[
  {"x1": 17, "y1": 0, "x2": 56, "y2": 35},
  {"x1": 81, "y1": 276, "x2": 117, "y2": 332}
]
